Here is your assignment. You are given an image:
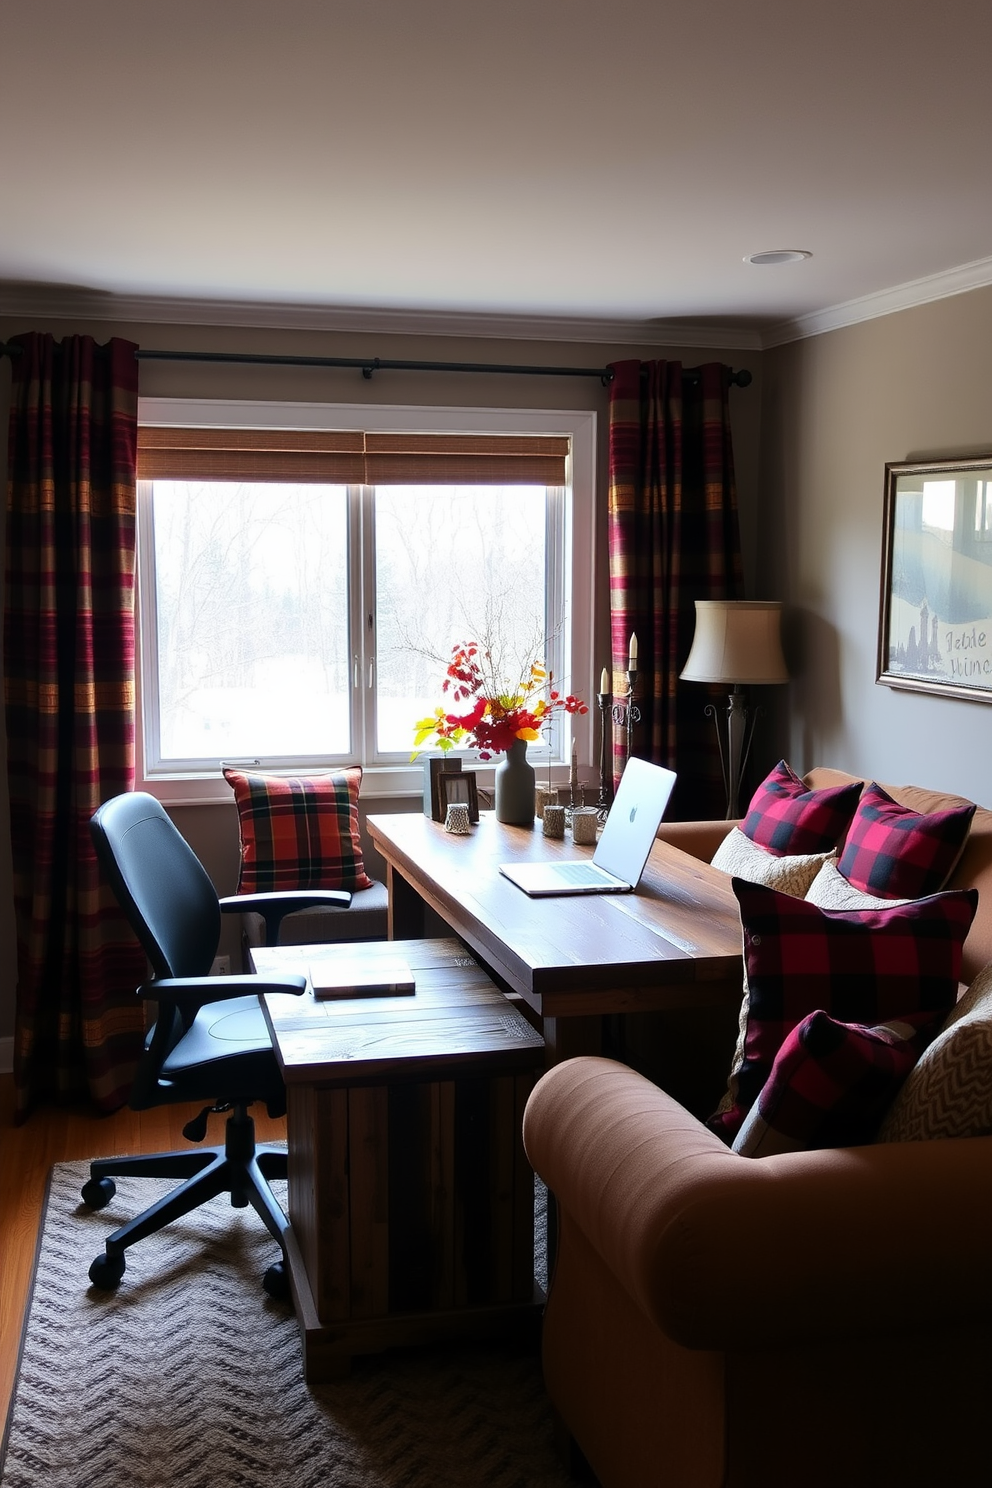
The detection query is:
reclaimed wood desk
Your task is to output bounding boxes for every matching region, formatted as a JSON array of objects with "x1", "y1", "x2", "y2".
[
  {"x1": 252, "y1": 936, "x2": 545, "y2": 1382},
  {"x1": 367, "y1": 811, "x2": 744, "y2": 1063}
]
